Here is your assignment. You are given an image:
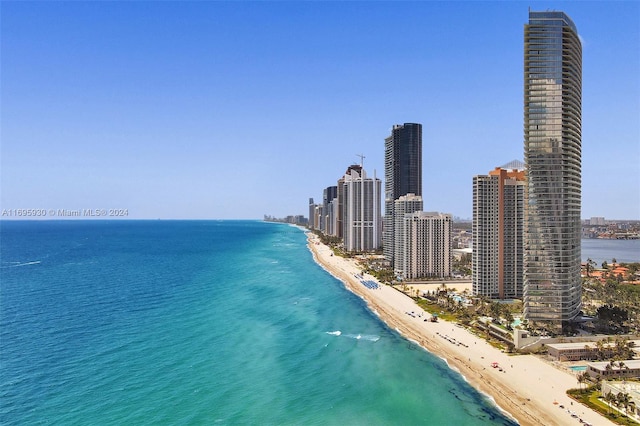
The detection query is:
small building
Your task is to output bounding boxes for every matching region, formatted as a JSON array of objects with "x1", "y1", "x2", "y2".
[
  {"x1": 546, "y1": 342, "x2": 612, "y2": 361},
  {"x1": 545, "y1": 340, "x2": 640, "y2": 362},
  {"x1": 587, "y1": 359, "x2": 640, "y2": 380}
]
